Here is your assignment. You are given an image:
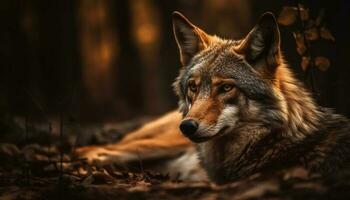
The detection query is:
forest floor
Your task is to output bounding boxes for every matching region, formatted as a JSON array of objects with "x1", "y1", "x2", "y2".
[{"x1": 1, "y1": 117, "x2": 350, "y2": 200}]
